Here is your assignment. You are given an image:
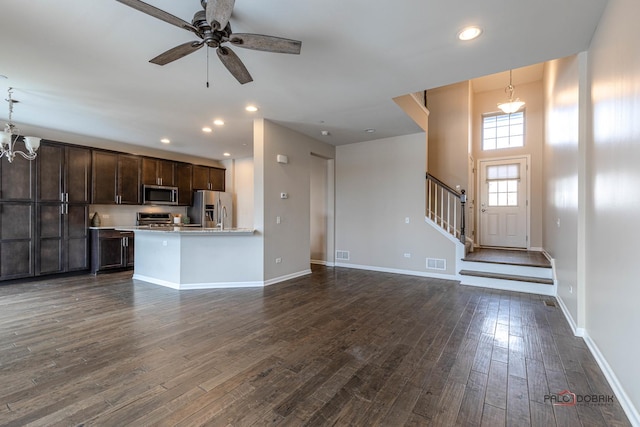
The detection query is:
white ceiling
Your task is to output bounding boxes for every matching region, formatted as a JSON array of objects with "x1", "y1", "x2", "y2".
[{"x1": 0, "y1": 0, "x2": 607, "y2": 160}]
